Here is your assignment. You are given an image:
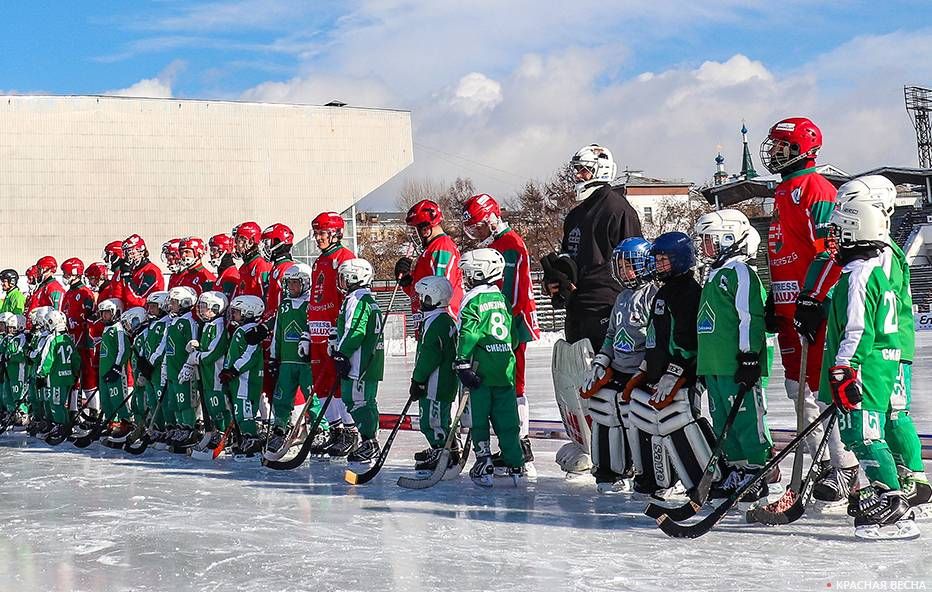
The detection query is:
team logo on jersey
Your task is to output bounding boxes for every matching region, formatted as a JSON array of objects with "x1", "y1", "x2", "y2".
[
  {"x1": 613, "y1": 328, "x2": 635, "y2": 353},
  {"x1": 166, "y1": 337, "x2": 176, "y2": 356},
  {"x1": 791, "y1": 188, "x2": 801, "y2": 205},
  {"x1": 284, "y1": 320, "x2": 303, "y2": 342},
  {"x1": 567, "y1": 227, "x2": 581, "y2": 256},
  {"x1": 645, "y1": 324, "x2": 655, "y2": 349},
  {"x1": 718, "y1": 274, "x2": 729, "y2": 292},
  {"x1": 654, "y1": 299, "x2": 665, "y2": 315},
  {"x1": 697, "y1": 302, "x2": 716, "y2": 334}
]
